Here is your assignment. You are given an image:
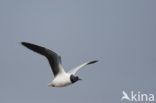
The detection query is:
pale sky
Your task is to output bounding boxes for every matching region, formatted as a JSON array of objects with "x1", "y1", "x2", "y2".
[{"x1": 0, "y1": 0, "x2": 156, "y2": 103}]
